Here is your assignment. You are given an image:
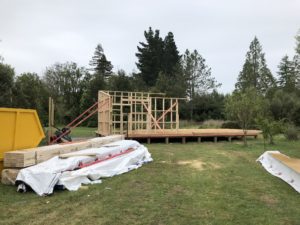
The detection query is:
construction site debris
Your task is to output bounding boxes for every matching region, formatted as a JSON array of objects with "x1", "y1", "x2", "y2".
[
  {"x1": 257, "y1": 151, "x2": 300, "y2": 193},
  {"x1": 16, "y1": 140, "x2": 152, "y2": 196}
]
